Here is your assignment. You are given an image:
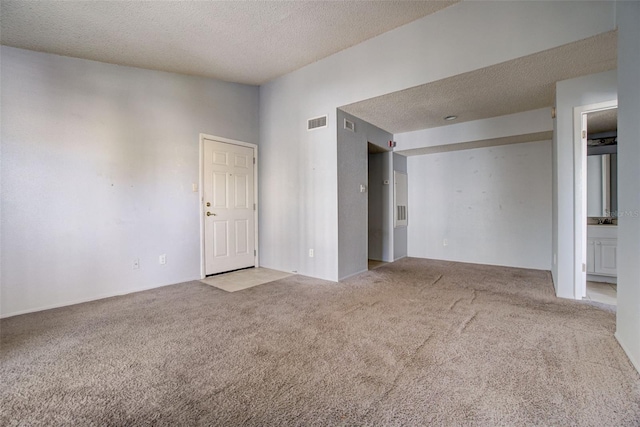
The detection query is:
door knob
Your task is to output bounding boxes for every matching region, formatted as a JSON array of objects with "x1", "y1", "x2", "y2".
[{"x1": 207, "y1": 212, "x2": 216, "y2": 216}]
